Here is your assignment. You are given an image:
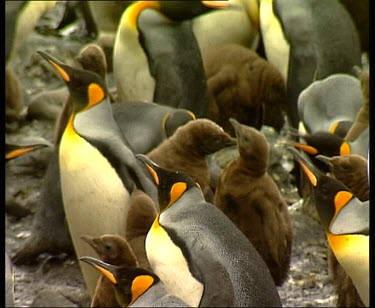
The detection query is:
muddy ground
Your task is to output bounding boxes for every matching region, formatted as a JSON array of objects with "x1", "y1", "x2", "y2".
[{"x1": 5, "y1": 2, "x2": 338, "y2": 307}]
